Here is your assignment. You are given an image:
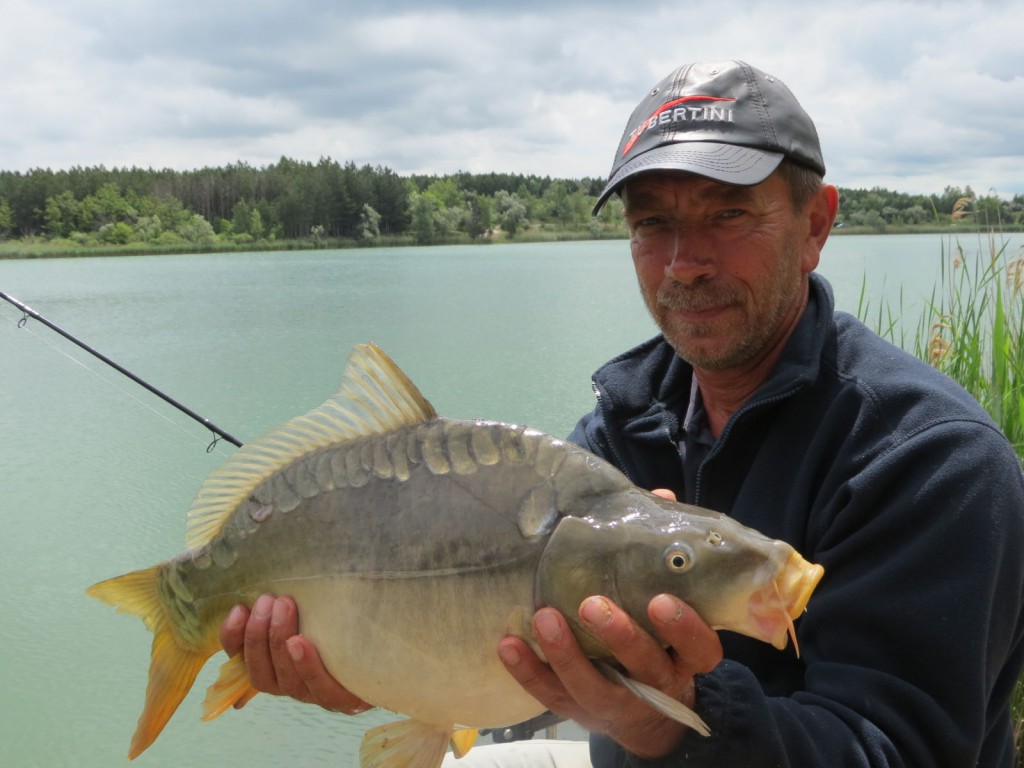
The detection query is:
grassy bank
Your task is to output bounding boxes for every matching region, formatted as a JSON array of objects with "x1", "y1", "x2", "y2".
[
  {"x1": 3, "y1": 222, "x2": 1022, "y2": 260},
  {"x1": 0, "y1": 229, "x2": 621, "y2": 260}
]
